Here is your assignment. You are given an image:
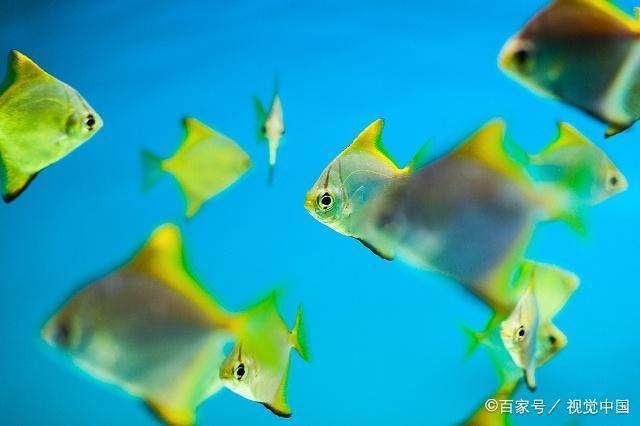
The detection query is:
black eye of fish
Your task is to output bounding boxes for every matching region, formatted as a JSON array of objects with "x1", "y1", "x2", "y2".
[
  {"x1": 235, "y1": 363, "x2": 245, "y2": 380},
  {"x1": 261, "y1": 125, "x2": 266, "y2": 134},
  {"x1": 318, "y1": 193, "x2": 333, "y2": 210},
  {"x1": 85, "y1": 114, "x2": 96, "y2": 129},
  {"x1": 517, "y1": 326, "x2": 526, "y2": 338},
  {"x1": 610, "y1": 176, "x2": 618, "y2": 187},
  {"x1": 55, "y1": 322, "x2": 71, "y2": 346},
  {"x1": 514, "y1": 48, "x2": 530, "y2": 66},
  {"x1": 548, "y1": 335, "x2": 557, "y2": 345}
]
